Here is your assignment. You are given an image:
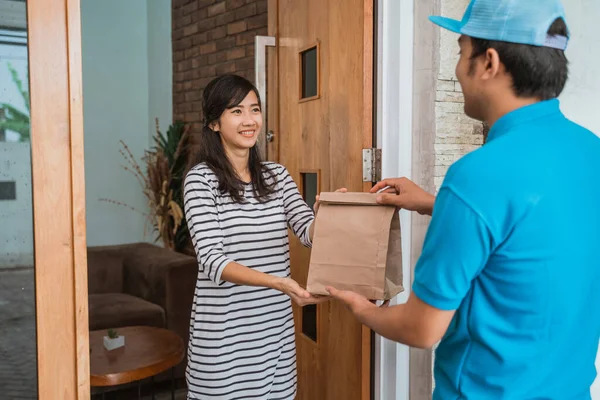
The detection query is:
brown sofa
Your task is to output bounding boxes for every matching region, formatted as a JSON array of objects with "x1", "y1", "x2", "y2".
[{"x1": 87, "y1": 242, "x2": 198, "y2": 379}]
